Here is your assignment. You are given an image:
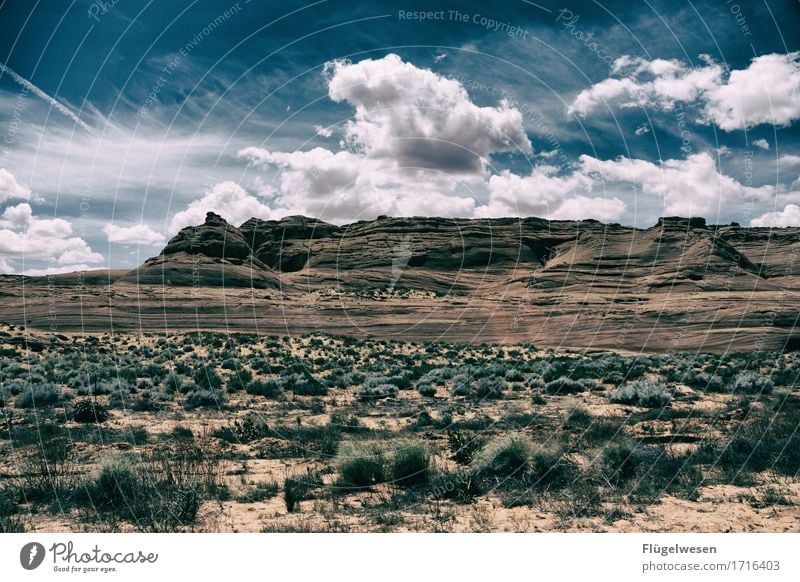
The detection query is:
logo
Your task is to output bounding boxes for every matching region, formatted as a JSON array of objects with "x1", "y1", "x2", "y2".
[{"x1": 20, "y1": 542, "x2": 46, "y2": 570}]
